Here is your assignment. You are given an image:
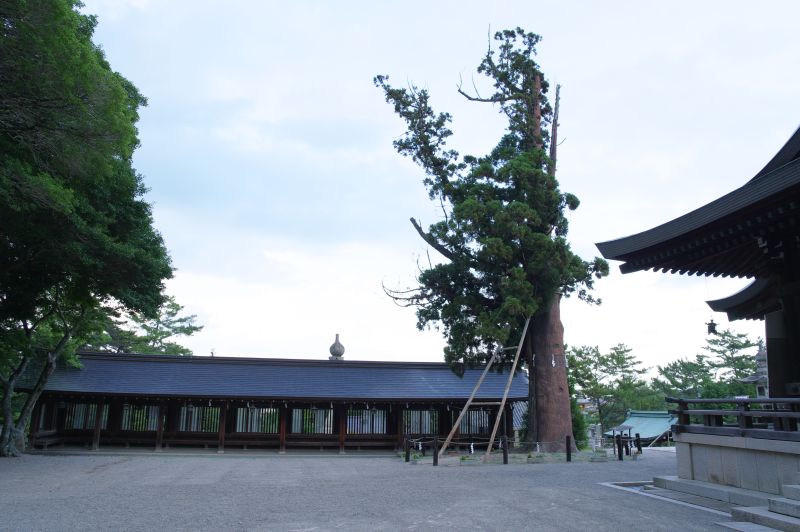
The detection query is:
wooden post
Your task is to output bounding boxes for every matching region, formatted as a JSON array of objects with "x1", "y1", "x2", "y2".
[
  {"x1": 634, "y1": 433, "x2": 642, "y2": 453},
  {"x1": 615, "y1": 434, "x2": 623, "y2": 461},
  {"x1": 155, "y1": 402, "x2": 165, "y2": 452},
  {"x1": 278, "y1": 405, "x2": 287, "y2": 454},
  {"x1": 107, "y1": 398, "x2": 121, "y2": 442},
  {"x1": 502, "y1": 435, "x2": 509, "y2": 465},
  {"x1": 676, "y1": 399, "x2": 690, "y2": 426},
  {"x1": 504, "y1": 404, "x2": 514, "y2": 446},
  {"x1": 30, "y1": 400, "x2": 43, "y2": 444},
  {"x1": 91, "y1": 398, "x2": 105, "y2": 451},
  {"x1": 338, "y1": 404, "x2": 346, "y2": 454},
  {"x1": 566, "y1": 435, "x2": 571, "y2": 462},
  {"x1": 217, "y1": 401, "x2": 227, "y2": 453},
  {"x1": 55, "y1": 398, "x2": 66, "y2": 434},
  {"x1": 433, "y1": 436, "x2": 439, "y2": 466},
  {"x1": 735, "y1": 401, "x2": 752, "y2": 429},
  {"x1": 404, "y1": 438, "x2": 410, "y2": 462},
  {"x1": 396, "y1": 406, "x2": 405, "y2": 450}
]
